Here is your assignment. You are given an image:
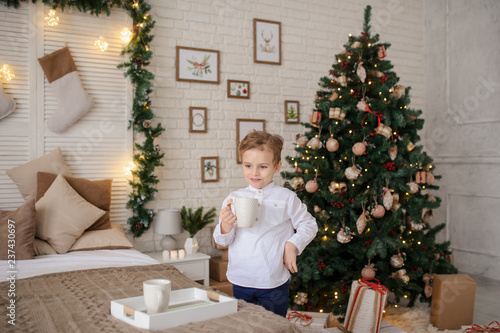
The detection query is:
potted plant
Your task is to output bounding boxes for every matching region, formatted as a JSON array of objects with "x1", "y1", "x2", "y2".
[{"x1": 180, "y1": 206, "x2": 217, "y2": 255}]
